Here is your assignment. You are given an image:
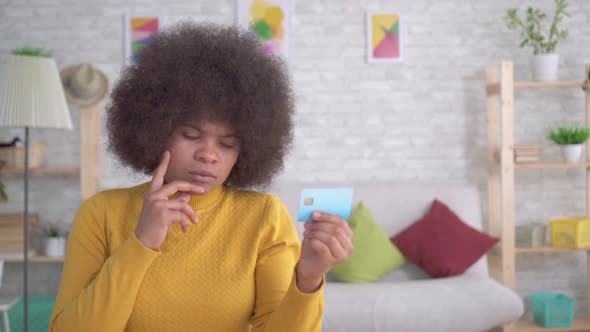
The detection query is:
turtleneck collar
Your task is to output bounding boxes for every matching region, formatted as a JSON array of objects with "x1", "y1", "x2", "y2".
[{"x1": 187, "y1": 184, "x2": 225, "y2": 211}]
